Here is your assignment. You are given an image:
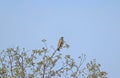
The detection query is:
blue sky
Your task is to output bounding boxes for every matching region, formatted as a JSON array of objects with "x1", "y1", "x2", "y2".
[{"x1": 0, "y1": 0, "x2": 120, "y2": 78}]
